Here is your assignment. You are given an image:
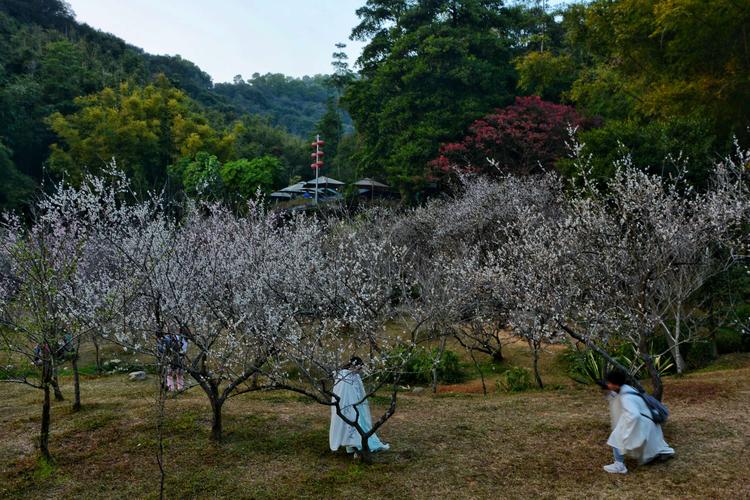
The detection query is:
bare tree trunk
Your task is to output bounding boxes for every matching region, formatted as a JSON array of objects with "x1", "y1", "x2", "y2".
[
  {"x1": 492, "y1": 323, "x2": 504, "y2": 363},
  {"x1": 469, "y1": 349, "x2": 487, "y2": 395},
  {"x1": 667, "y1": 306, "x2": 687, "y2": 374},
  {"x1": 39, "y1": 355, "x2": 52, "y2": 461},
  {"x1": 431, "y1": 337, "x2": 447, "y2": 394},
  {"x1": 210, "y1": 397, "x2": 224, "y2": 442},
  {"x1": 92, "y1": 334, "x2": 102, "y2": 374},
  {"x1": 640, "y1": 337, "x2": 663, "y2": 401},
  {"x1": 491, "y1": 345, "x2": 503, "y2": 364},
  {"x1": 358, "y1": 427, "x2": 372, "y2": 464},
  {"x1": 40, "y1": 363, "x2": 52, "y2": 461},
  {"x1": 529, "y1": 339, "x2": 543, "y2": 389},
  {"x1": 51, "y1": 372, "x2": 64, "y2": 402},
  {"x1": 156, "y1": 375, "x2": 167, "y2": 500},
  {"x1": 72, "y1": 349, "x2": 81, "y2": 412},
  {"x1": 666, "y1": 334, "x2": 686, "y2": 375}
]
